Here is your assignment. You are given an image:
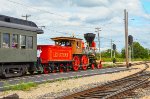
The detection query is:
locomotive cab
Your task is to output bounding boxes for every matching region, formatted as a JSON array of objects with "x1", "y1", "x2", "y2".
[{"x1": 51, "y1": 37, "x2": 83, "y2": 55}]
